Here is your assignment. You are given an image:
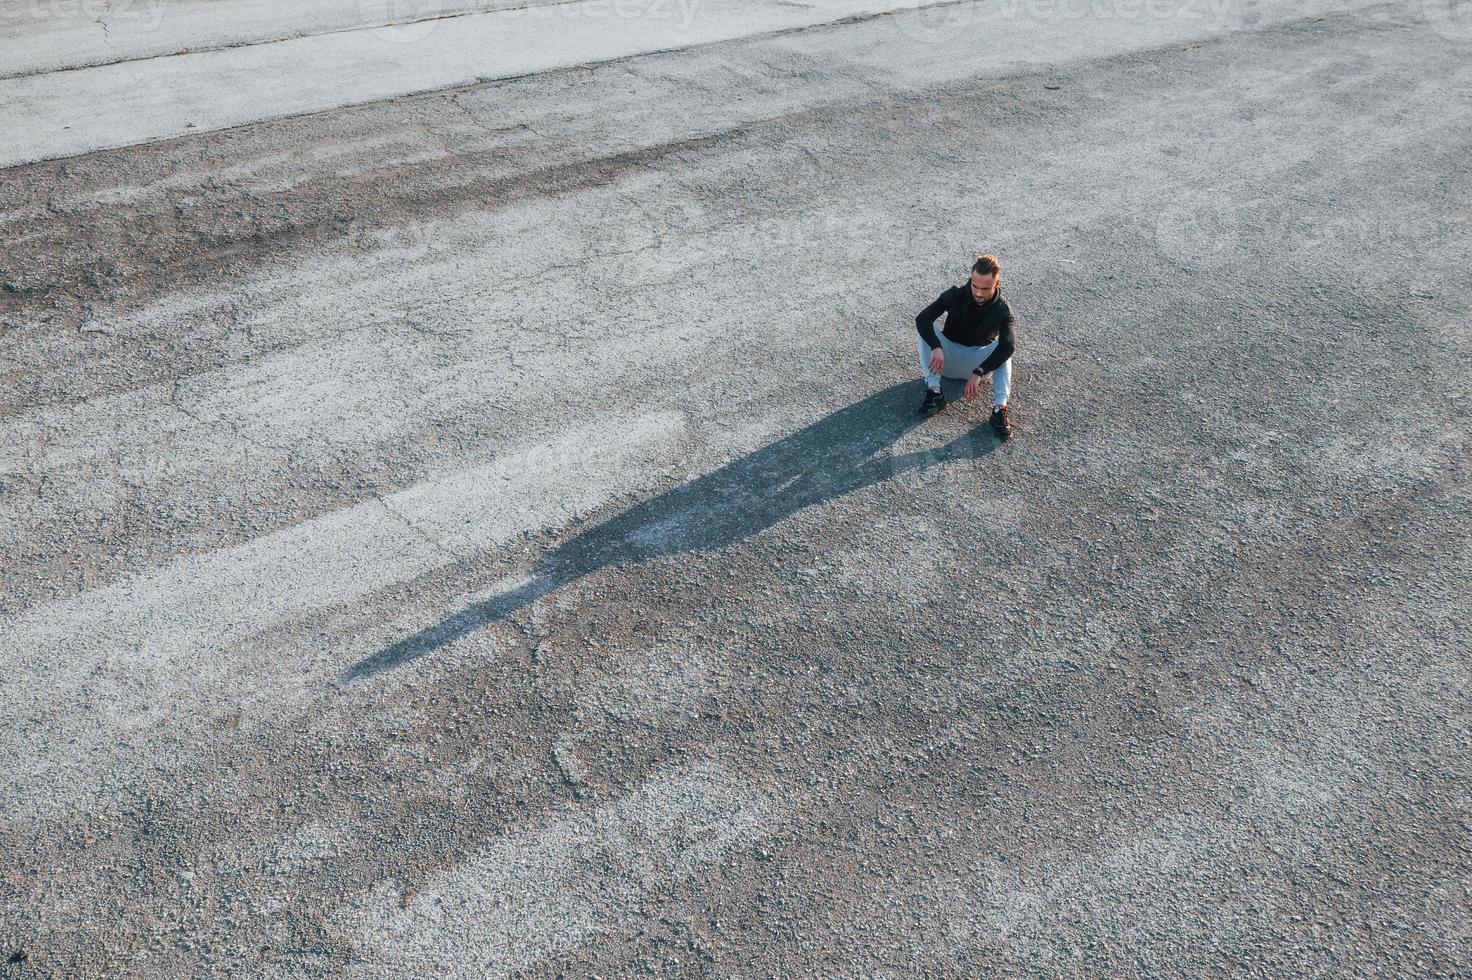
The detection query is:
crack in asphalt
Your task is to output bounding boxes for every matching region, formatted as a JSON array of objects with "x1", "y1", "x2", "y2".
[
  {"x1": 374, "y1": 493, "x2": 473, "y2": 565},
  {"x1": 166, "y1": 375, "x2": 296, "y2": 458}
]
